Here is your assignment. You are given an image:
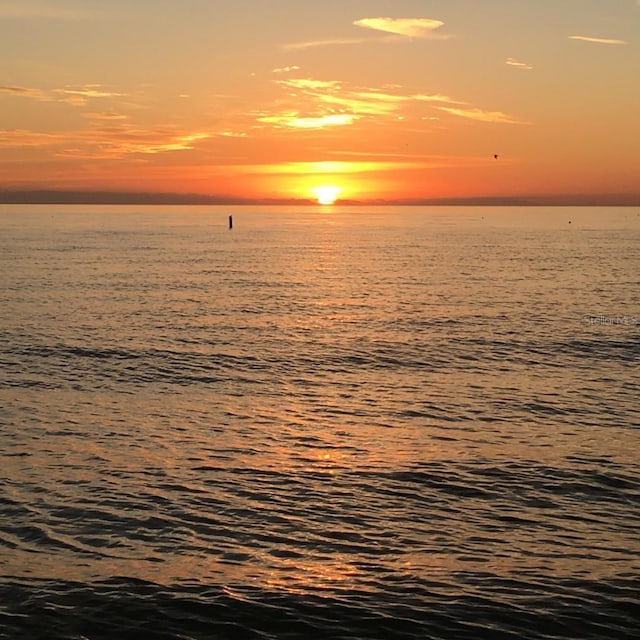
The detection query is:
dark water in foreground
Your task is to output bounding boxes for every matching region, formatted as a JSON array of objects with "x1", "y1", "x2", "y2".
[{"x1": 1, "y1": 206, "x2": 639, "y2": 639}]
